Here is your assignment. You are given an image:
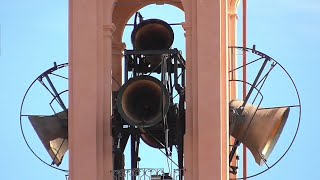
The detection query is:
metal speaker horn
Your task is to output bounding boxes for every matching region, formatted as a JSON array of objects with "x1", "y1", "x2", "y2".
[
  {"x1": 229, "y1": 100, "x2": 290, "y2": 165},
  {"x1": 117, "y1": 75, "x2": 170, "y2": 127},
  {"x1": 28, "y1": 110, "x2": 68, "y2": 166}
]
